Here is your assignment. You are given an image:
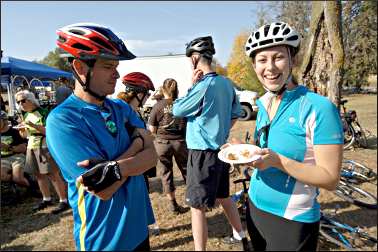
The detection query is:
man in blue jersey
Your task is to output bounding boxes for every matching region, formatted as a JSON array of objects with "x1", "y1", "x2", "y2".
[
  {"x1": 172, "y1": 36, "x2": 248, "y2": 251},
  {"x1": 46, "y1": 23, "x2": 157, "y2": 251}
]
